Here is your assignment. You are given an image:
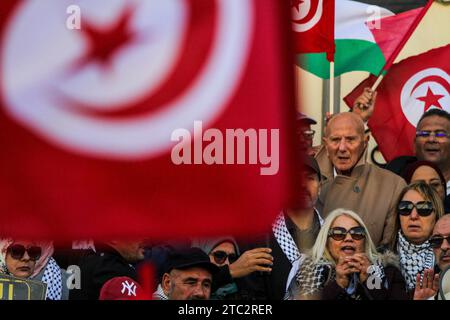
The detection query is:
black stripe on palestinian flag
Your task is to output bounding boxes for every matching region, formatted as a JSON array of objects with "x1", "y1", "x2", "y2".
[{"x1": 355, "y1": 0, "x2": 429, "y2": 14}]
